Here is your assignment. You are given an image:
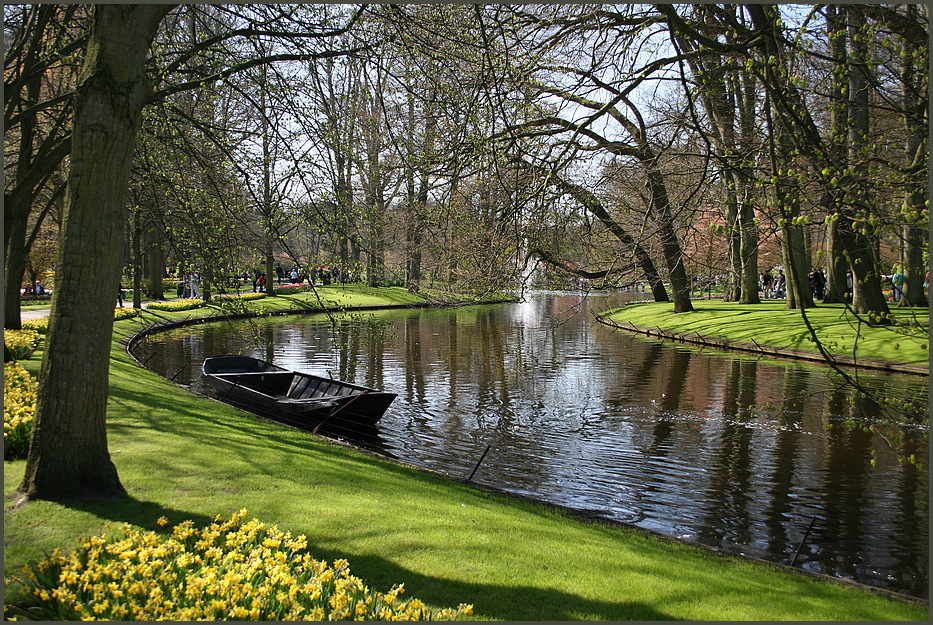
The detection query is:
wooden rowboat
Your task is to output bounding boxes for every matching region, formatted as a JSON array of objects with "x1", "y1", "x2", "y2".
[{"x1": 202, "y1": 355, "x2": 396, "y2": 433}]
